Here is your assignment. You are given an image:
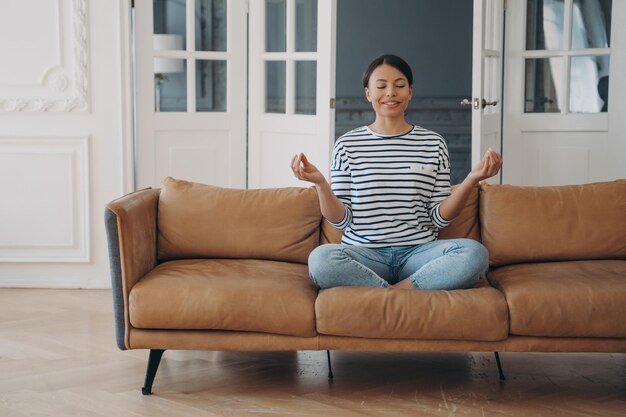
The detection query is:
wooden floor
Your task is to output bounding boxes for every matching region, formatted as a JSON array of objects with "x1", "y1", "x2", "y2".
[{"x1": 1, "y1": 289, "x2": 625, "y2": 417}]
